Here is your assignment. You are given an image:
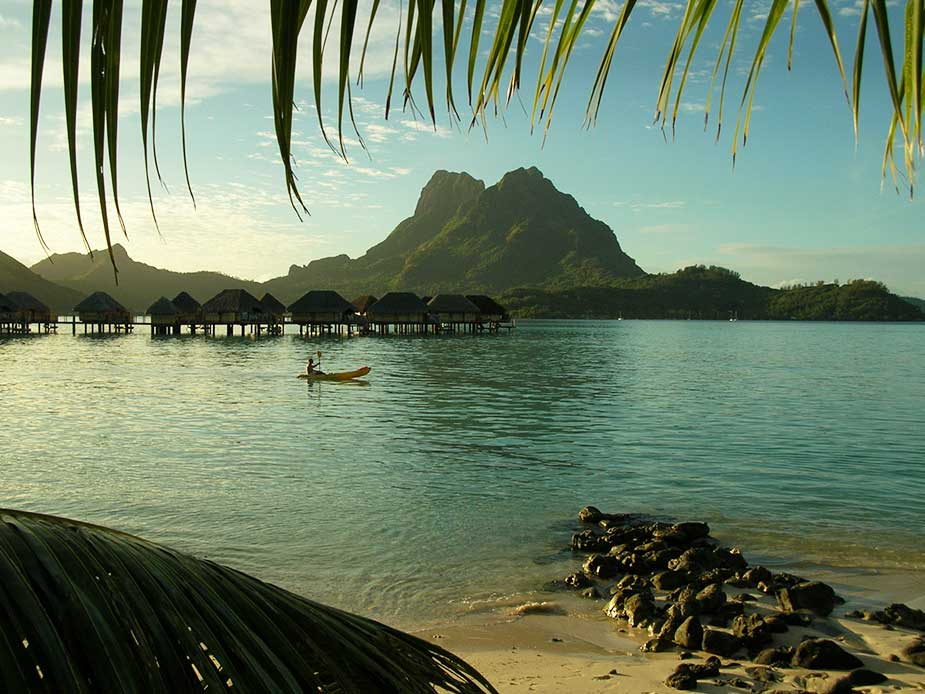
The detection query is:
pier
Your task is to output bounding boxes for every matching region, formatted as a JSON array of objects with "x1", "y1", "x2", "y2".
[{"x1": 1, "y1": 287, "x2": 515, "y2": 338}]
